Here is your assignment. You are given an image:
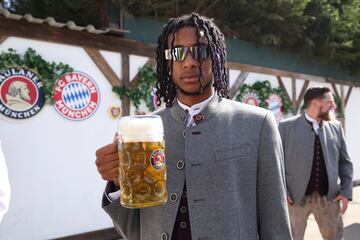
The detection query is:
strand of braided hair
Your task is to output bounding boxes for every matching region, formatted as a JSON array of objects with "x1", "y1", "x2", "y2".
[{"x1": 155, "y1": 13, "x2": 229, "y2": 107}]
